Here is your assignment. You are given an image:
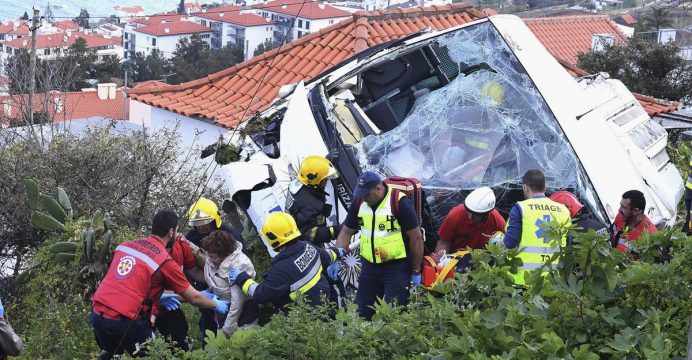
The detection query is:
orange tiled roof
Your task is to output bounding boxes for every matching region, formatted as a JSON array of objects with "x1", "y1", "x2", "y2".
[
  {"x1": 114, "y1": 5, "x2": 144, "y2": 14},
  {"x1": 524, "y1": 15, "x2": 627, "y2": 66},
  {"x1": 633, "y1": 93, "x2": 678, "y2": 116},
  {"x1": 131, "y1": 14, "x2": 186, "y2": 26},
  {"x1": 194, "y1": 11, "x2": 274, "y2": 27},
  {"x1": 128, "y1": 3, "x2": 484, "y2": 128},
  {"x1": 482, "y1": 8, "x2": 498, "y2": 16},
  {"x1": 0, "y1": 89, "x2": 129, "y2": 122},
  {"x1": 134, "y1": 21, "x2": 213, "y2": 36},
  {"x1": 620, "y1": 14, "x2": 636, "y2": 25},
  {"x1": 253, "y1": 0, "x2": 352, "y2": 20},
  {"x1": 2, "y1": 32, "x2": 122, "y2": 49},
  {"x1": 0, "y1": 20, "x2": 30, "y2": 36},
  {"x1": 54, "y1": 20, "x2": 80, "y2": 31}
]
